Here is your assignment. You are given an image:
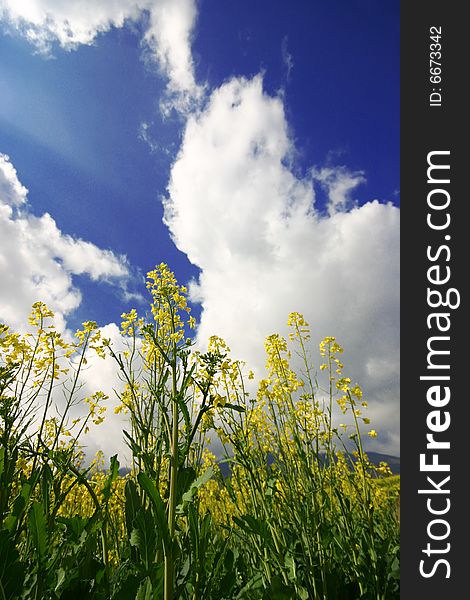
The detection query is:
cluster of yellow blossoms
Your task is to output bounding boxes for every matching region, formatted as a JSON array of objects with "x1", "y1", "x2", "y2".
[{"x1": 1, "y1": 265, "x2": 396, "y2": 571}]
